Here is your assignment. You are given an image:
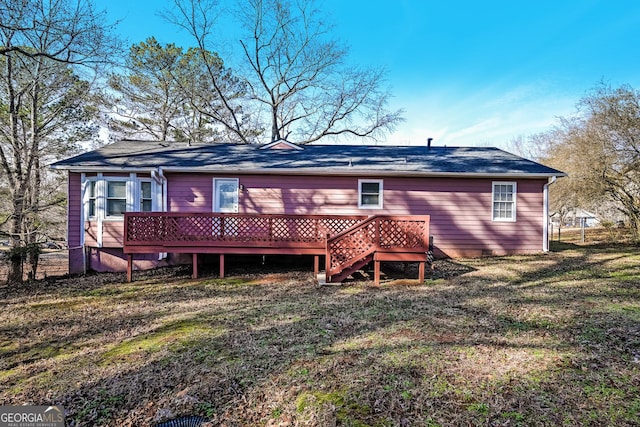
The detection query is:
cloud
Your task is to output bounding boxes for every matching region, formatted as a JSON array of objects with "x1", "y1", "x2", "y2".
[{"x1": 384, "y1": 82, "x2": 577, "y2": 148}]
